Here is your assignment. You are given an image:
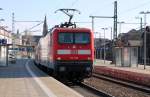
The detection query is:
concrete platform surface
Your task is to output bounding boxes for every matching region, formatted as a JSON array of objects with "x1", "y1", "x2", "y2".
[
  {"x1": 95, "y1": 59, "x2": 150, "y2": 74},
  {"x1": 94, "y1": 59, "x2": 150, "y2": 86},
  {"x1": 0, "y1": 59, "x2": 83, "y2": 97}
]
